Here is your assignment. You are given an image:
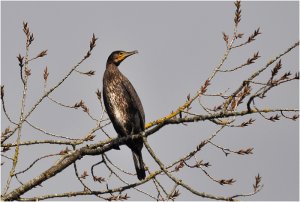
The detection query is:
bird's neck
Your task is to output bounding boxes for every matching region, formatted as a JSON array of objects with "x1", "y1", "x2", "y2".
[
  {"x1": 106, "y1": 62, "x2": 119, "y2": 71},
  {"x1": 105, "y1": 63, "x2": 124, "y2": 80}
]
